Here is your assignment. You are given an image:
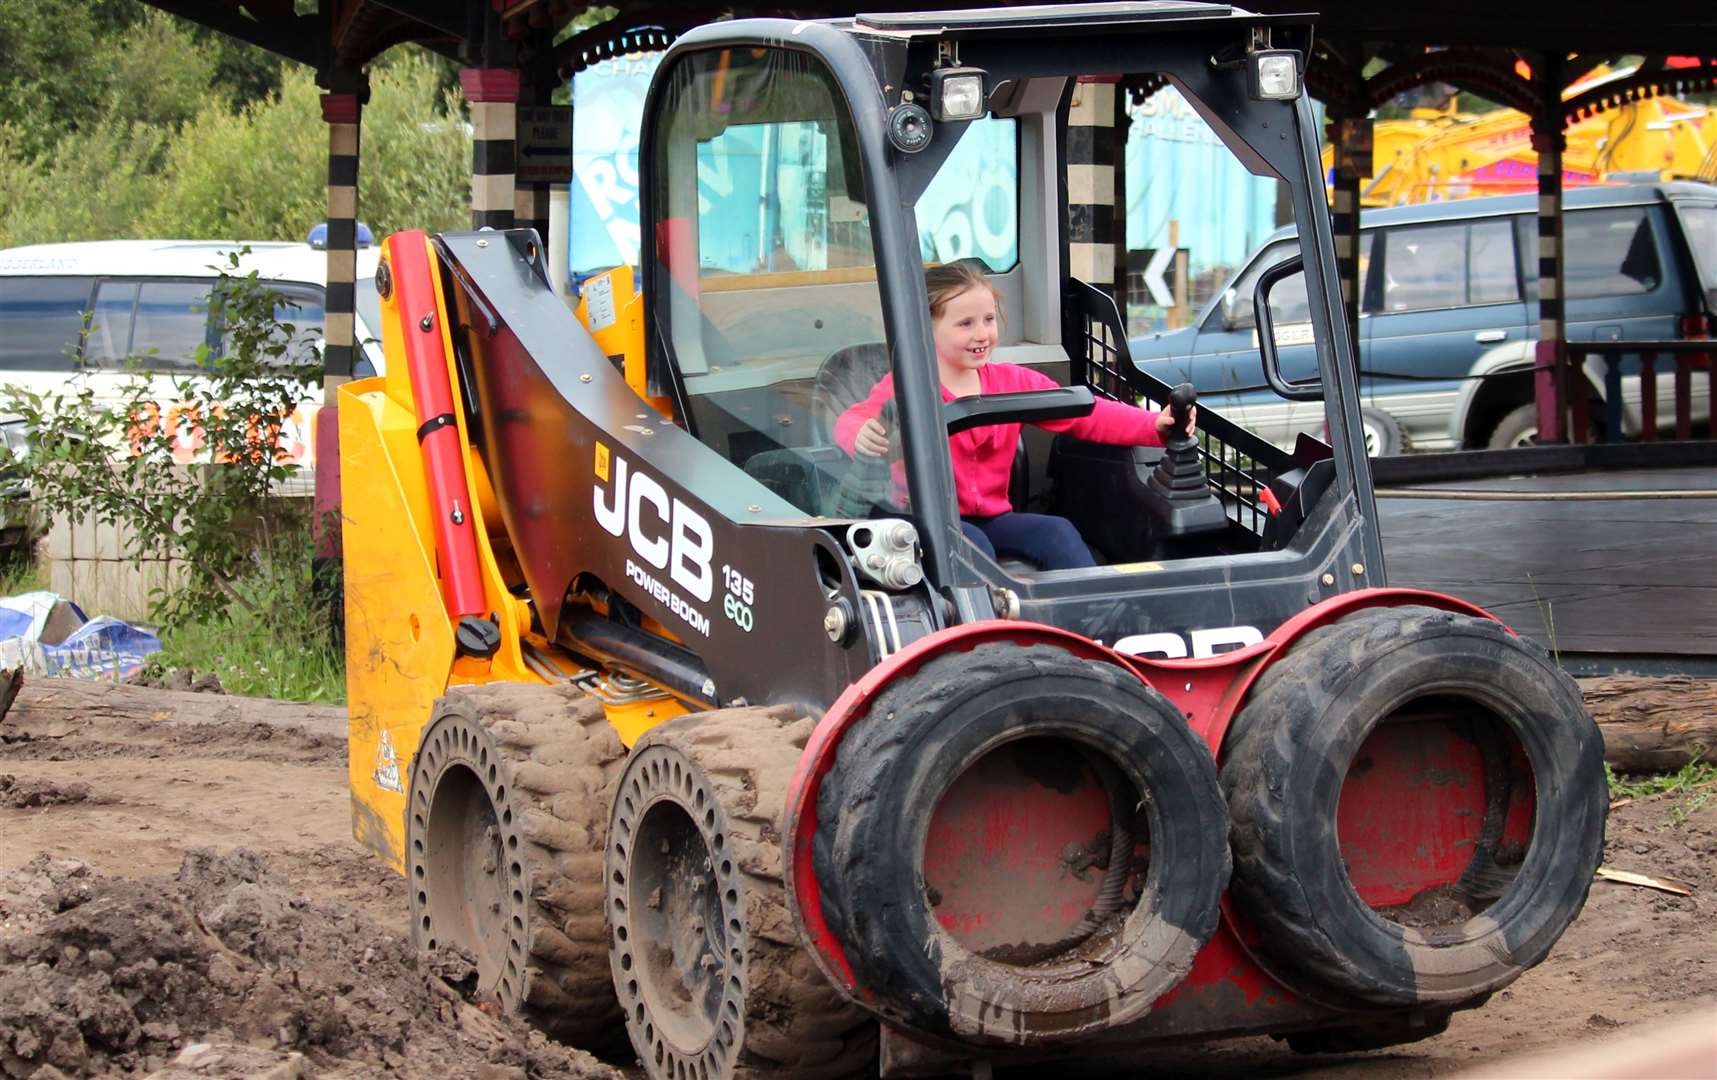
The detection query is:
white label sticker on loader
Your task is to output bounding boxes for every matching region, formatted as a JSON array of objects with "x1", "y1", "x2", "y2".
[
  {"x1": 1113, "y1": 624, "x2": 1263, "y2": 660},
  {"x1": 373, "y1": 729, "x2": 404, "y2": 794},
  {"x1": 585, "y1": 275, "x2": 616, "y2": 332}
]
